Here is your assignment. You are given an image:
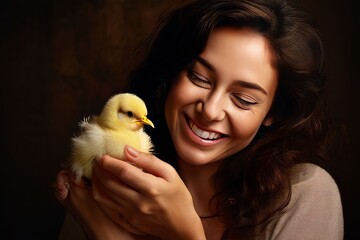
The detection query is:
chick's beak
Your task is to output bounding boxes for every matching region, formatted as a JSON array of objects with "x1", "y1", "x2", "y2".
[{"x1": 137, "y1": 116, "x2": 155, "y2": 128}]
